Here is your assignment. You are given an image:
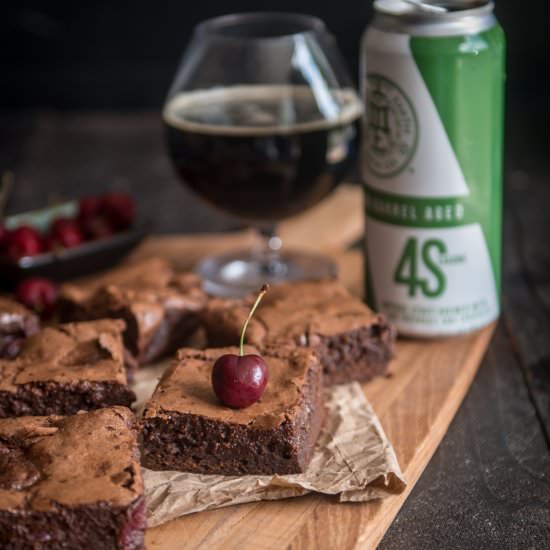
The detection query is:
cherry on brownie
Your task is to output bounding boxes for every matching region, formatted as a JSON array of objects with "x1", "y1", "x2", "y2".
[{"x1": 141, "y1": 345, "x2": 324, "y2": 476}]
